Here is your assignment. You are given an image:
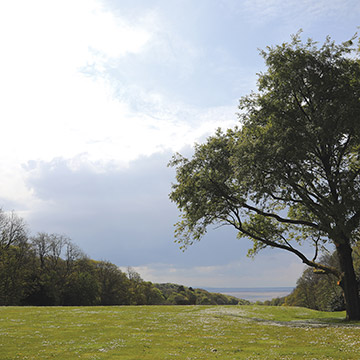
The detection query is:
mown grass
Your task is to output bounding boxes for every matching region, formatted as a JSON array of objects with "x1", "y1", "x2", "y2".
[{"x1": 1, "y1": 305, "x2": 360, "y2": 359}]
